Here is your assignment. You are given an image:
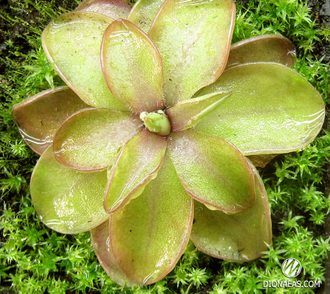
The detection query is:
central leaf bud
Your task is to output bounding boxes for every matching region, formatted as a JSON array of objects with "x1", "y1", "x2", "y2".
[{"x1": 140, "y1": 110, "x2": 171, "y2": 136}]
